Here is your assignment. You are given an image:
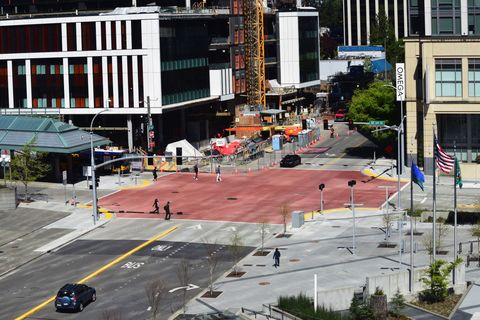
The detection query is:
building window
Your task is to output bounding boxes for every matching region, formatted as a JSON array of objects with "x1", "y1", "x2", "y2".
[
  {"x1": 17, "y1": 65, "x2": 26, "y2": 75},
  {"x1": 435, "y1": 59, "x2": 462, "y2": 97},
  {"x1": 431, "y1": 0, "x2": 461, "y2": 35},
  {"x1": 469, "y1": 59, "x2": 480, "y2": 96}
]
